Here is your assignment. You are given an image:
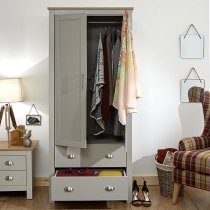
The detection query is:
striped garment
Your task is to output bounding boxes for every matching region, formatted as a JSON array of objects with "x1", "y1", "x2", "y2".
[
  {"x1": 90, "y1": 33, "x2": 105, "y2": 135},
  {"x1": 174, "y1": 89, "x2": 210, "y2": 191}
]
